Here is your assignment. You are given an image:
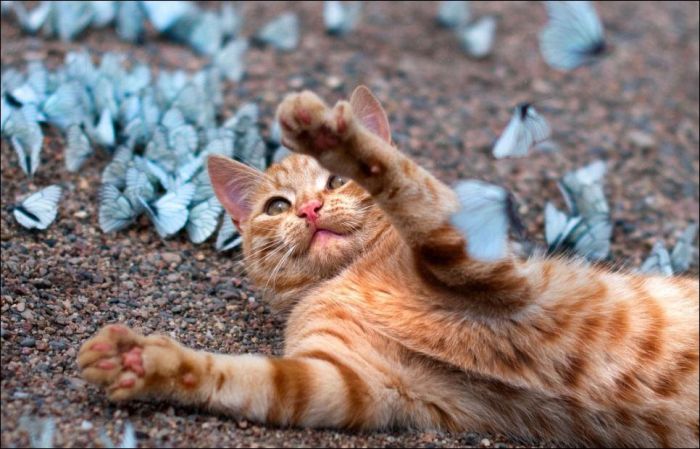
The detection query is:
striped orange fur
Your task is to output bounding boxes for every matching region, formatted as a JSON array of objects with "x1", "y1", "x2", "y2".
[{"x1": 78, "y1": 87, "x2": 699, "y2": 448}]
